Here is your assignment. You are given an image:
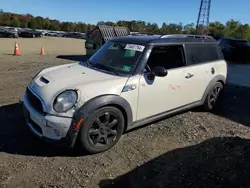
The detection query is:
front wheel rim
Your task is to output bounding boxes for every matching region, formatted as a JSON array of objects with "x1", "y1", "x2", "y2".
[{"x1": 88, "y1": 112, "x2": 119, "y2": 148}]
